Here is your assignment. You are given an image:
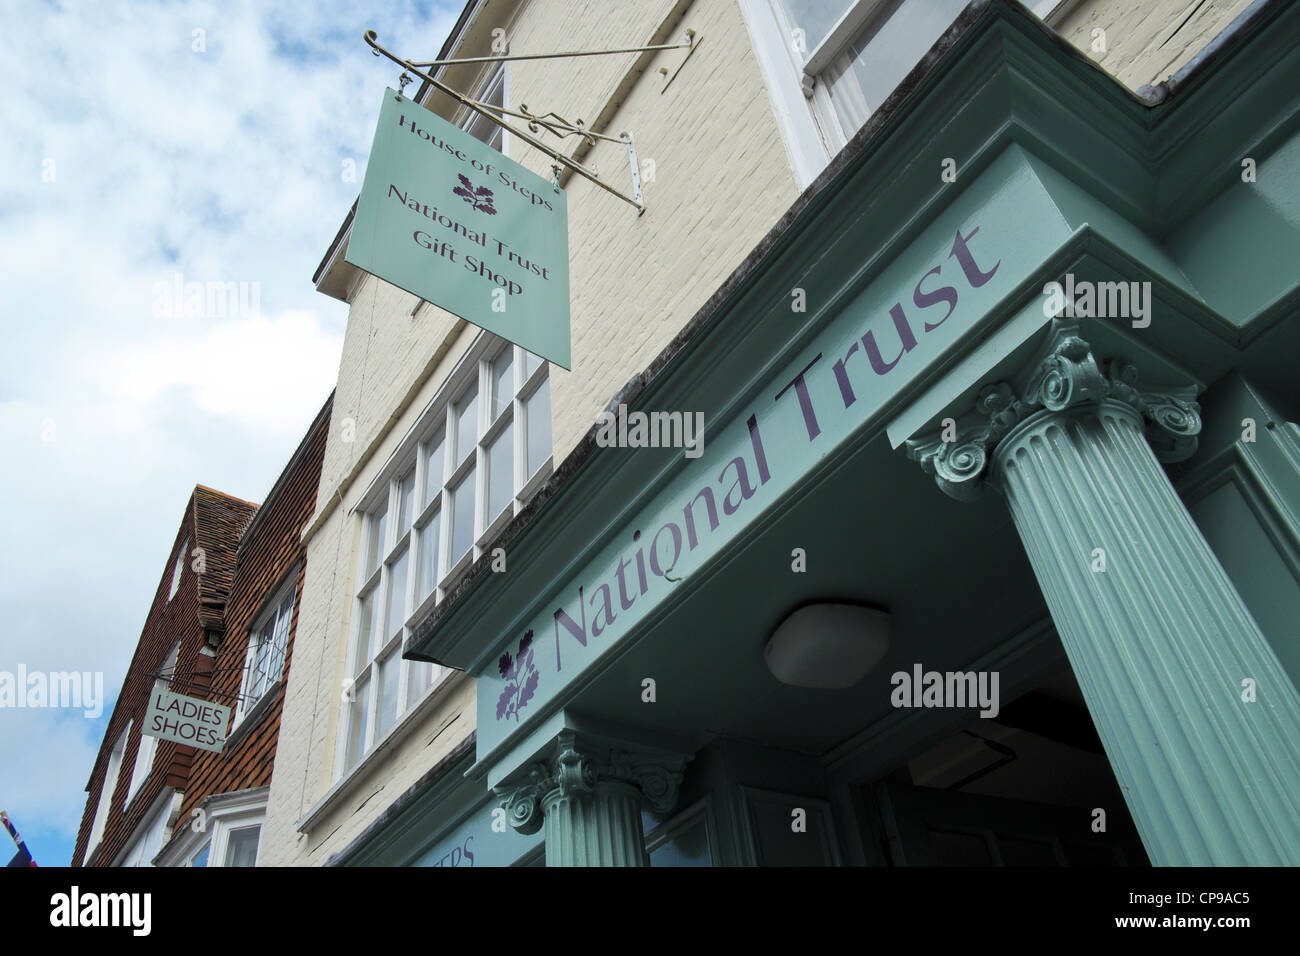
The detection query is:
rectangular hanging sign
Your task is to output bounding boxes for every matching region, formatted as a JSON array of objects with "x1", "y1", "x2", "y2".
[
  {"x1": 347, "y1": 89, "x2": 572, "y2": 369},
  {"x1": 142, "y1": 690, "x2": 231, "y2": 753}
]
